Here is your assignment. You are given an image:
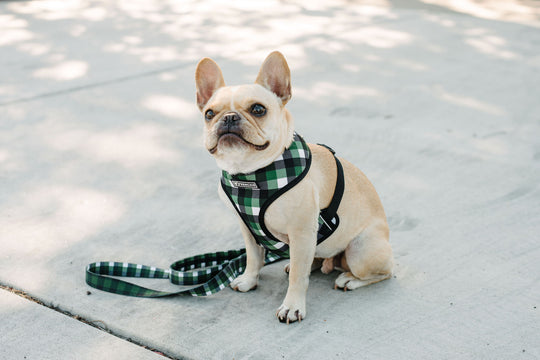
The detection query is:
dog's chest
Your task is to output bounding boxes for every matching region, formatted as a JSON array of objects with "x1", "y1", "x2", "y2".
[
  {"x1": 219, "y1": 133, "x2": 342, "y2": 258},
  {"x1": 220, "y1": 134, "x2": 311, "y2": 257}
]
